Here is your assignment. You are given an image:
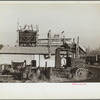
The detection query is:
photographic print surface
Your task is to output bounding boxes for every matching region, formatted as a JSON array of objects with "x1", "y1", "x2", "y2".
[{"x1": 0, "y1": 1, "x2": 100, "y2": 83}]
